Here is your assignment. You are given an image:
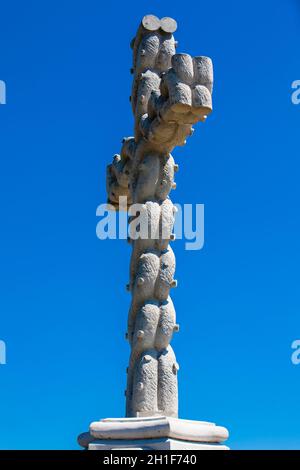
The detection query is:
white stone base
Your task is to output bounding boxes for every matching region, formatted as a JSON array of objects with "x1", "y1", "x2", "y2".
[{"x1": 78, "y1": 416, "x2": 229, "y2": 450}]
